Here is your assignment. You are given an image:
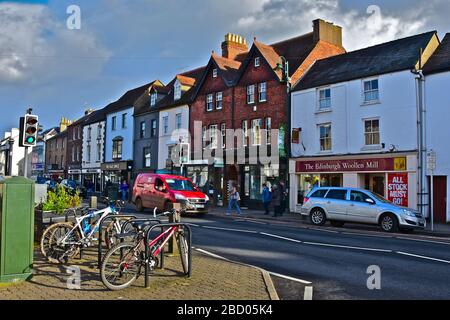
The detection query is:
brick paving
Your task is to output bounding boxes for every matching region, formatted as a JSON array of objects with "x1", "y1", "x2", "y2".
[{"x1": 0, "y1": 249, "x2": 272, "y2": 300}]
